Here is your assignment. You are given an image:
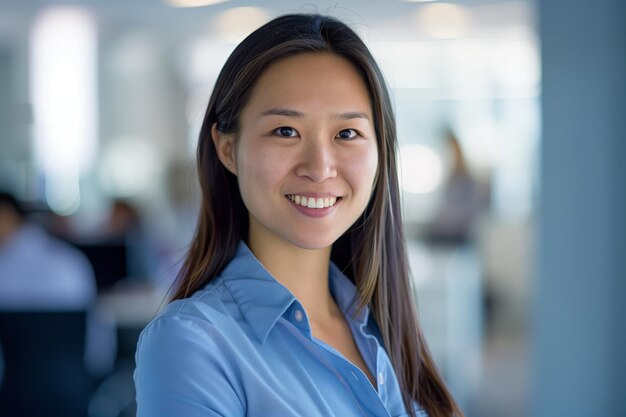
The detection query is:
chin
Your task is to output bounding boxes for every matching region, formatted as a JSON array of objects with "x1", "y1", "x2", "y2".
[{"x1": 288, "y1": 233, "x2": 337, "y2": 251}]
